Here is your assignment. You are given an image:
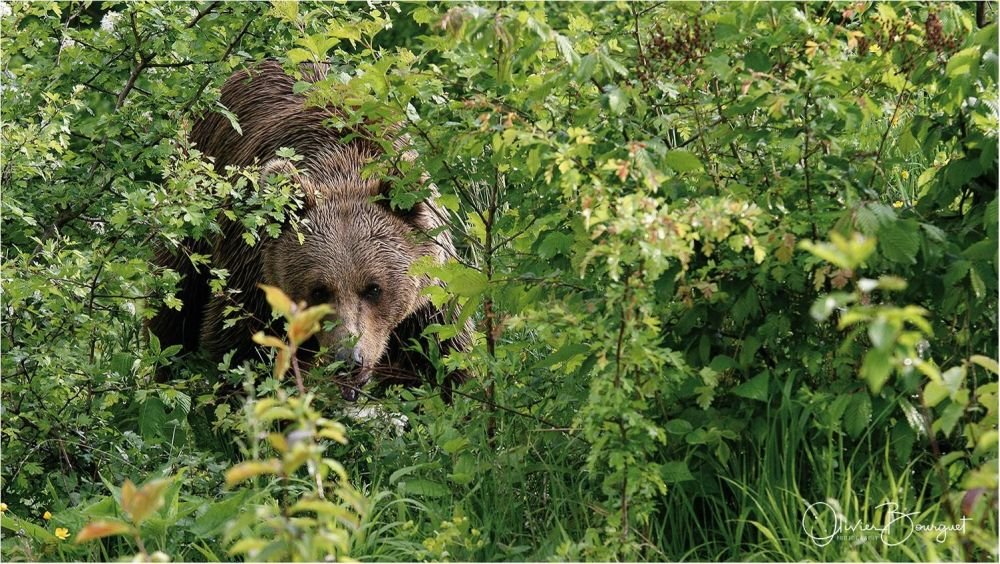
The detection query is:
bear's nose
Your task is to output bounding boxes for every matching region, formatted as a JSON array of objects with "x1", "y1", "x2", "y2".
[{"x1": 335, "y1": 346, "x2": 364, "y2": 366}]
